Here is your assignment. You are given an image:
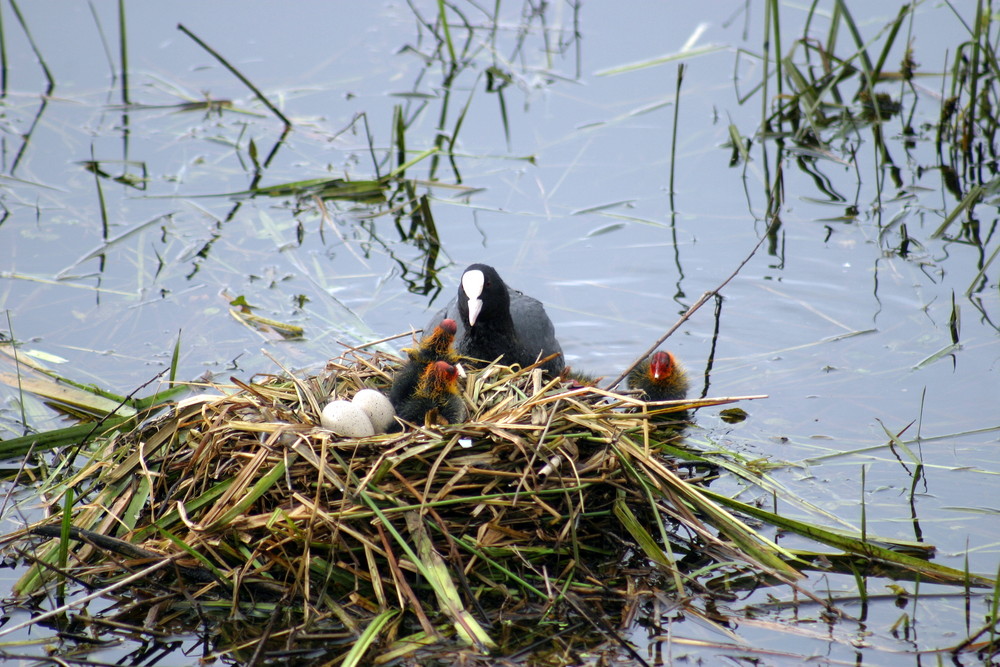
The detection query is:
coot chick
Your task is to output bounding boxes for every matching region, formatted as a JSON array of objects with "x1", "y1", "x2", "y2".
[
  {"x1": 560, "y1": 366, "x2": 602, "y2": 389},
  {"x1": 389, "y1": 319, "x2": 459, "y2": 409},
  {"x1": 394, "y1": 360, "x2": 467, "y2": 428},
  {"x1": 404, "y1": 318, "x2": 461, "y2": 365},
  {"x1": 628, "y1": 351, "x2": 690, "y2": 402},
  {"x1": 426, "y1": 264, "x2": 565, "y2": 374}
]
